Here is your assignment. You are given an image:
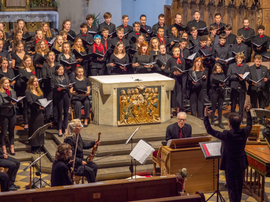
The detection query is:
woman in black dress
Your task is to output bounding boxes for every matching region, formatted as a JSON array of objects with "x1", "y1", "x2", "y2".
[
  {"x1": 0, "y1": 57, "x2": 16, "y2": 87},
  {"x1": 0, "y1": 39, "x2": 10, "y2": 60},
  {"x1": 149, "y1": 37, "x2": 160, "y2": 59},
  {"x1": 132, "y1": 41, "x2": 154, "y2": 73},
  {"x1": 57, "y1": 42, "x2": 77, "y2": 80},
  {"x1": 0, "y1": 30, "x2": 9, "y2": 51},
  {"x1": 88, "y1": 35, "x2": 106, "y2": 76},
  {"x1": 42, "y1": 51, "x2": 58, "y2": 123},
  {"x1": 14, "y1": 19, "x2": 31, "y2": 40},
  {"x1": 210, "y1": 63, "x2": 226, "y2": 129},
  {"x1": 108, "y1": 41, "x2": 129, "y2": 74},
  {"x1": 51, "y1": 143, "x2": 73, "y2": 187},
  {"x1": 169, "y1": 26, "x2": 180, "y2": 53},
  {"x1": 26, "y1": 75, "x2": 45, "y2": 153},
  {"x1": 0, "y1": 77, "x2": 17, "y2": 155},
  {"x1": 33, "y1": 39, "x2": 50, "y2": 79},
  {"x1": 61, "y1": 19, "x2": 76, "y2": 39},
  {"x1": 51, "y1": 64, "x2": 71, "y2": 137},
  {"x1": 41, "y1": 22, "x2": 53, "y2": 42},
  {"x1": 188, "y1": 57, "x2": 207, "y2": 119},
  {"x1": 52, "y1": 35, "x2": 63, "y2": 58},
  {"x1": 19, "y1": 55, "x2": 35, "y2": 131},
  {"x1": 70, "y1": 66, "x2": 91, "y2": 127},
  {"x1": 72, "y1": 38, "x2": 86, "y2": 76}
]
